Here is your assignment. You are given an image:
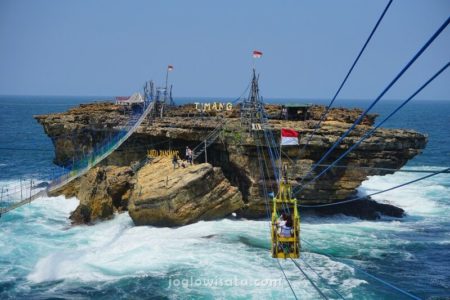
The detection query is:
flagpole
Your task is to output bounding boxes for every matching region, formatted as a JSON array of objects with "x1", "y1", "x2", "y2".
[
  {"x1": 279, "y1": 130, "x2": 283, "y2": 183},
  {"x1": 165, "y1": 67, "x2": 169, "y2": 100}
]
